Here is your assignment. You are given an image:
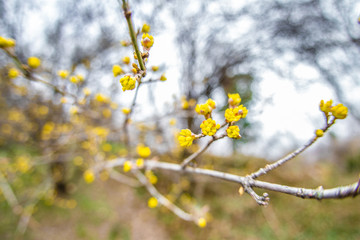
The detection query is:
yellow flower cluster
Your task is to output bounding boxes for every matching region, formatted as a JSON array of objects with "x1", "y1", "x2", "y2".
[
  {"x1": 137, "y1": 144, "x2": 151, "y2": 158},
  {"x1": 122, "y1": 108, "x2": 131, "y2": 115},
  {"x1": 94, "y1": 93, "x2": 110, "y2": 103},
  {"x1": 57, "y1": 70, "x2": 69, "y2": 79},
  {"x1": 178, "y1": 129, "x2": 195, "y2": 147},
  {"x1": 197, "y1": 218, "x2": 207, "y2": 228},
  {"x1": 315, "y1": 129, "x2": 324, "y2": 137},
  {"x1": 28, "y1": 57, "x2": 41, "y2": 69},
  {"x1": 8, "y1": 68, "x2": 19, "y2": 79},
  {"x1": 141, "y1": 33, "x2": 154, "y2": 50},
  {"x1": 83, "y1": 88, "x2": 91, "y2": 96},
  {"x1": 148, "y1": 197, "x2": 158, "y2": 208},
  {"x1": 320, "y1": 100, "x2": 333, "y2": 114},
  {"x1": 200, "y1": 118, "x2": 220, "y2": 136},
  {"x1": 225, "y1": 105, "x2": 248, "y2": 122},
  {"x1": 120, "y1": 75, "x2": 136, "y2": 91},
  {"x1": 319, "y1": 100, "x2": 348, "y2": 119},
  {"x1": 228, "y1": 93, "x2": 241, "y2": 107},
  {"x1": 142, "y1": 23, "x2": 151, "y2": 33},
  {"x1": 195, "y1": 99, "x2": 216, "y2": 117},
  {"x1": 83, "y1": 170, "x2": 95, "y2": 183},
  {"x1": 123, "y1": 161, "x2": 132, "y2": 172},
  {"x1": 112, "y1": 65, "x2": 123, "y2": 77},
  {"x1": 151, "y1": 66, "x2": 159, "y2": 72},
  {"x1": 122, "y1": 56, "x2": 130, "y2": 64},
  {"x1": 160, "y1": 73, "x2": 167, "y2": 81},
  {"x1": 227, "y1": 125, "x2": 241, "y2": 139},
  {"x1": 331, "y1": 104, "x2": 348, "y2": 119},
  {"x1": 145, "y1": 170, "x2": 158, "y2": 184},
  {"x1": 0, "y1": 36, "x2": 16, "y2": 48}
]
